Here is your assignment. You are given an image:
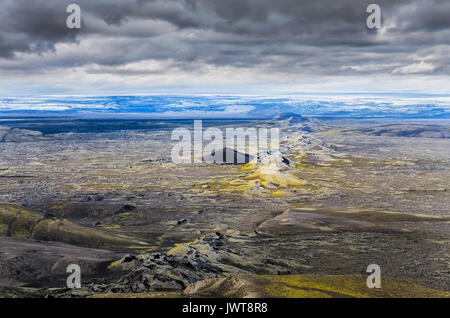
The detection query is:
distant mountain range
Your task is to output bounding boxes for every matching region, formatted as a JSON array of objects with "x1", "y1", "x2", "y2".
[
  {"x1": 273, "y1": 112, "x2": 310, "y2": 123},
  {"x1": 0, "y1": 95, "x2": 449, "y2": 119}
]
